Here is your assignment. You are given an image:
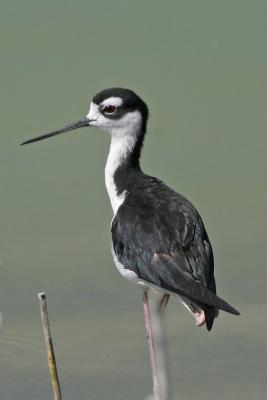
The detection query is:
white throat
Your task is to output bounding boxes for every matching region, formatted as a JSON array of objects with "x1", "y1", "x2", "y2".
[
  {"x1": 105, "y1": 134, "x2": 137, "y2": 214},
  {"x1": 87, "y1": 101, "x2": 143, "y2": 214},
  {"x1": 104, "y1": 111, "x2": 142, "y2": 214}
]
